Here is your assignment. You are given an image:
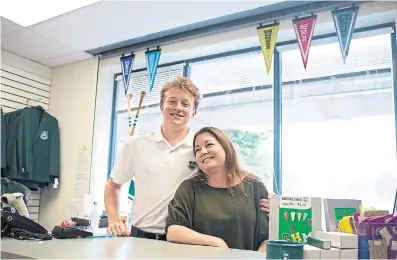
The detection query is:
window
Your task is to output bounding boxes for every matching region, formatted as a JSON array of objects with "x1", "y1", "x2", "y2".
[
  {"x1": 107, "y1": 27, "x2": 397, "y2": 219},
  {"x1": 189, "y1": 52, "x2": 275, "y2": 190},
  {"x1": 281, "y1": 33, "x2": 397, "y2": 210},
  {"x1": 111, "y1": 64, "x2": 185, "y2": 214}
]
